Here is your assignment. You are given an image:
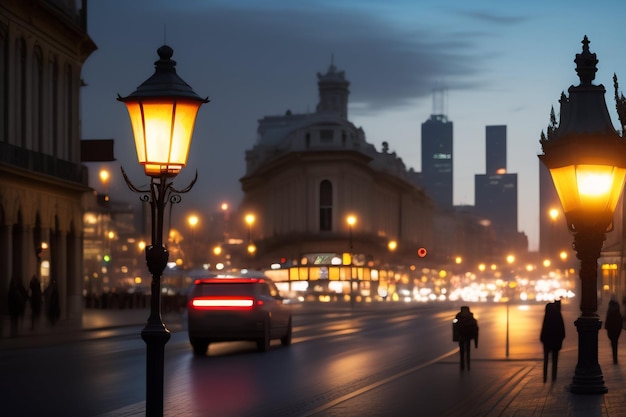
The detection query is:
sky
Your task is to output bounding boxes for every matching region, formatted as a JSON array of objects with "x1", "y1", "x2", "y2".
[{"x1": 81, "y1": 0, "x2": 626, "y2": 252}]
